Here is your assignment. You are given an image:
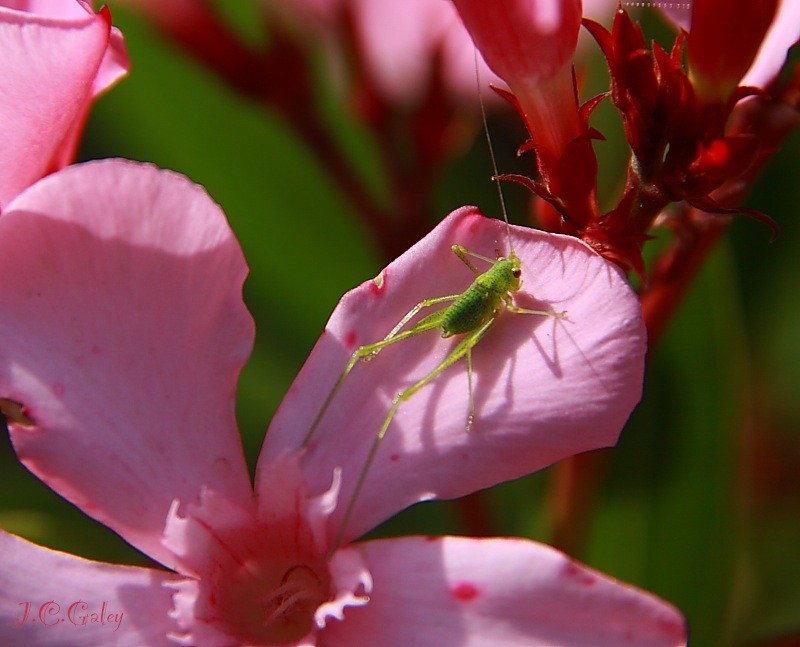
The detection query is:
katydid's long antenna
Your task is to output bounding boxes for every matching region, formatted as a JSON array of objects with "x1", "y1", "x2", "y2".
[{"x1": 474, "y1": 47, "x2": 513, "y2": 252}]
